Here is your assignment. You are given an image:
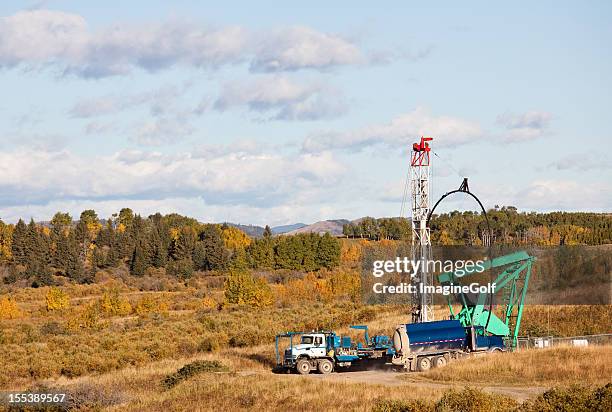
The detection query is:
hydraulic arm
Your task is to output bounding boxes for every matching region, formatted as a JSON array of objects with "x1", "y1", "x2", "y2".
[{"x1": 438, "y1": 250, "x2": 535, "y2": 348}]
